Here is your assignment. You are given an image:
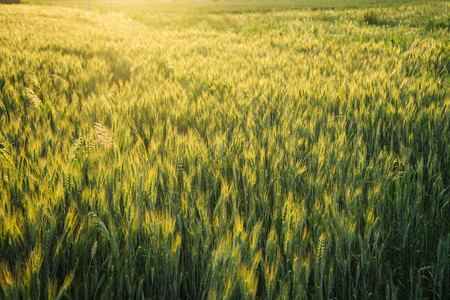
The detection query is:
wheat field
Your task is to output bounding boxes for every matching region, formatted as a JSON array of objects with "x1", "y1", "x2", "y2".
[{"x1": 0, "y1": 0, "x2": 449, "y2": 299}]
